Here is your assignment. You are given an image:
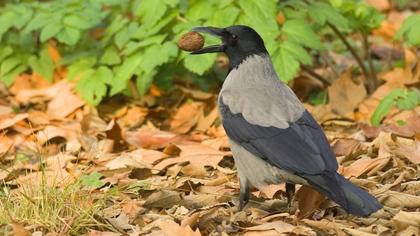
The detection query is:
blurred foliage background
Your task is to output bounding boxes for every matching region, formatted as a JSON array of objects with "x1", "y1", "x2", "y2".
[{"x1": 0, "y1": 0, "x2": 419, "y2": 124}]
